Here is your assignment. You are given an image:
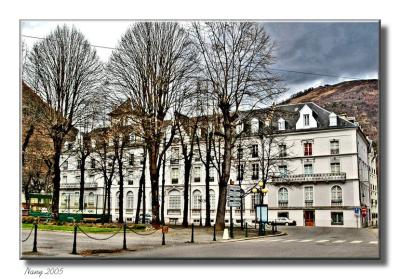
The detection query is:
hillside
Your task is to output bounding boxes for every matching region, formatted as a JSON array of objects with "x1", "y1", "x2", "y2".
[{"x1": 281, "y1": 79, "x2": 379, "y2": 150}]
